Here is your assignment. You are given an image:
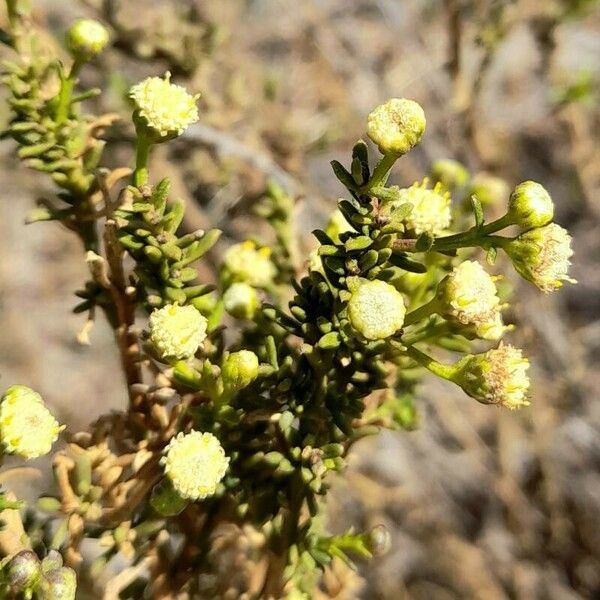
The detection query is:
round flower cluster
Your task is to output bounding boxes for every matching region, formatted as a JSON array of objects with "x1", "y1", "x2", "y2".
[
  {"x1": 507, "y1": 180, "x2": 554, "y2": 230},
  {"x1": 221, "y1": 350, "x2": 259, "y2": 392},
  {"x1": 129, "y1": 73, "x2": 199, "y2": 139},
  {"x1": 223, "y1": 241, "x2": 276, "y2": 288},
  {"x1": 149, "y1": 303, "x2": 207, "y2": 360},
  {"x1": 367, "y1": 98, "x2": 426, "y2": 156},
  {"x1": 223, "y1": 282, "x2": 259, "y2": 320},
  {"x1": 66, "y1": 19, "x2": 109, "y2": 59},
  {"x1": 395, "y1": 179, "x2": 452, "y2": 235},
  {"x1": 161, "y1": 431, "x2": 229, "y2": 501},
  {"x1": 455, "y1": 343, "x2": 530, "y2": 410},
  {"x1": 0, "y1": 385, "x2": 63, "y2": 459},
  {"x1": 504, "y1": 223, "x2": 575, "y2": 293},
  {"x1": 438, "y1": 260, "x2": 501, "y2": 327},
  {"x1": 347, "y1": 280, "x2": 406, "y2": 340}
]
